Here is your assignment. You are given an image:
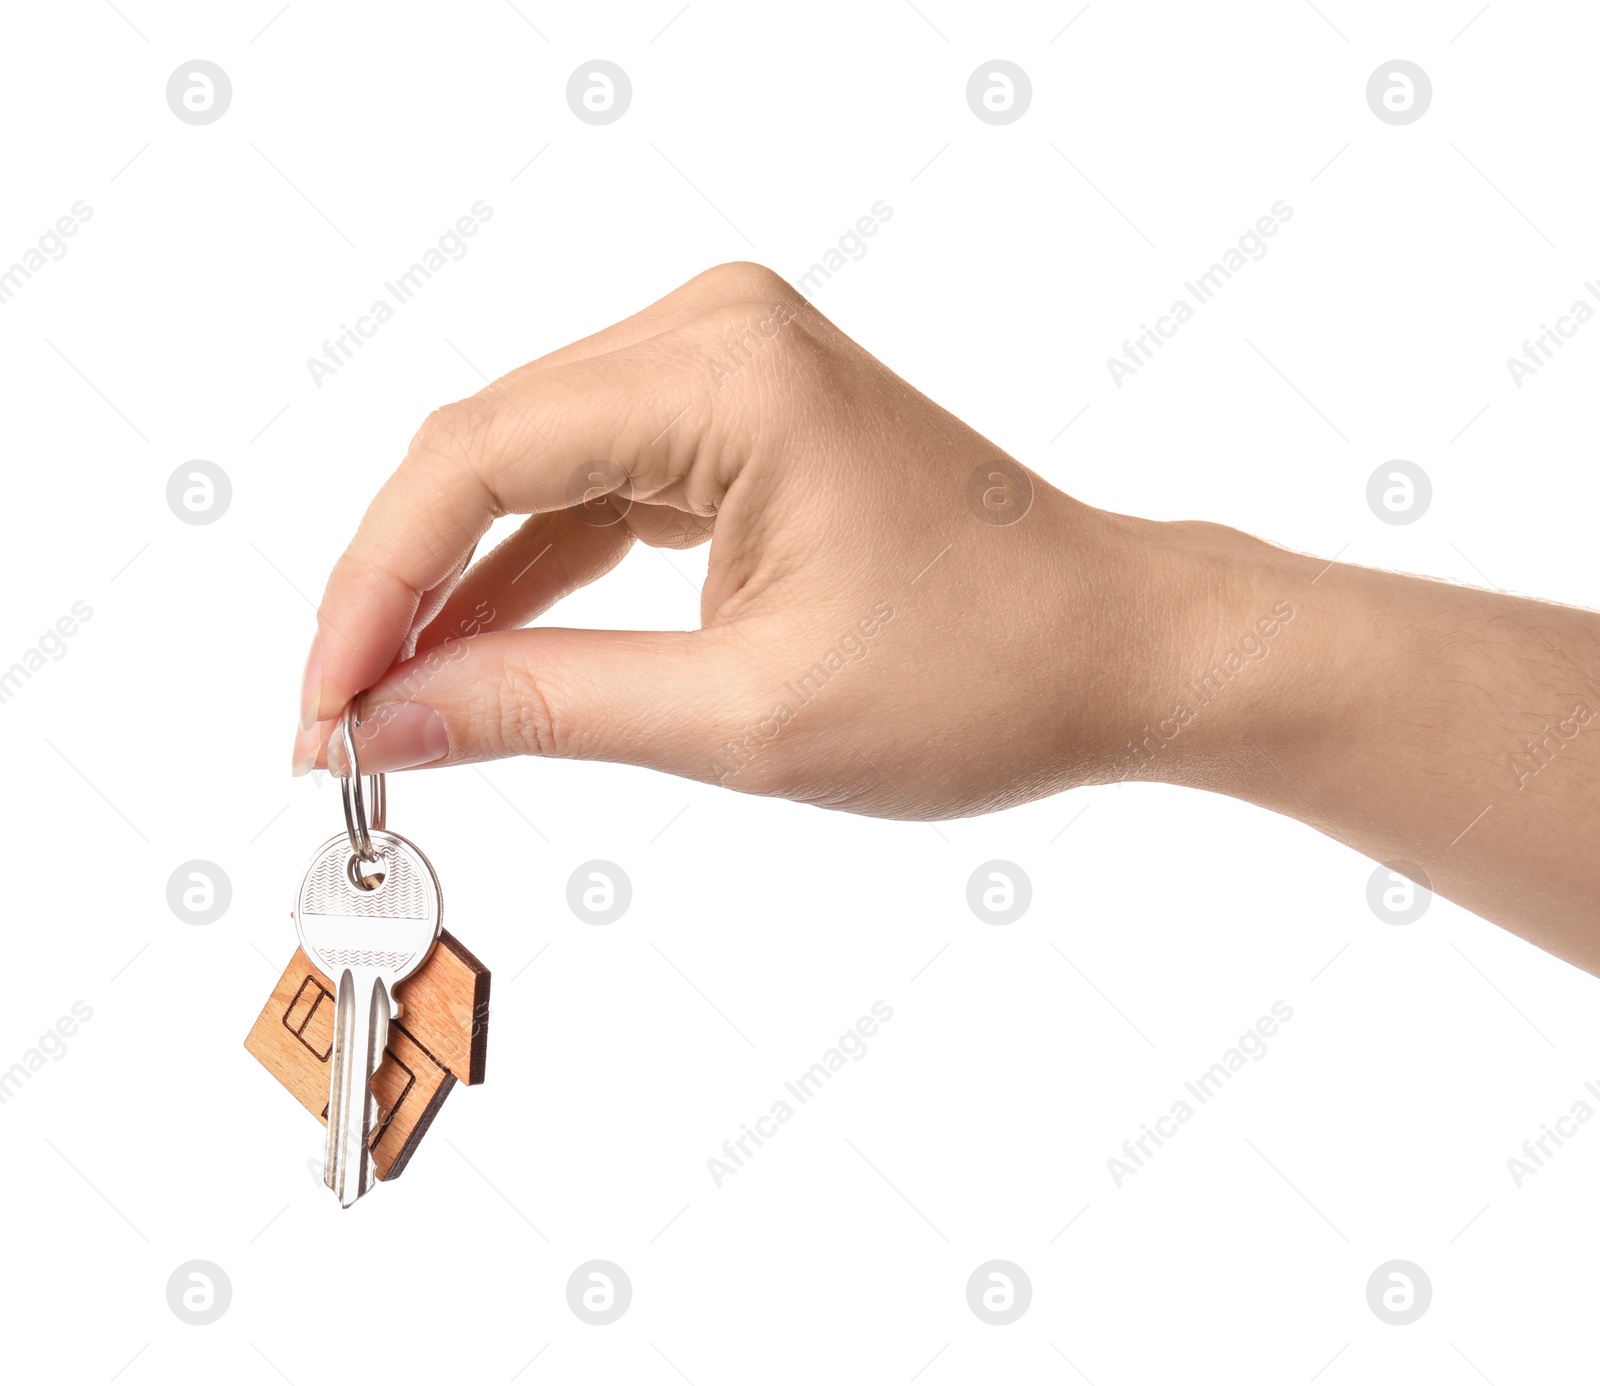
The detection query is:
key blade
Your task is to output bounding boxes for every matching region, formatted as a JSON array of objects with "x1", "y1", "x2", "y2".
[{"x1": 326, "y1": 970, "x2": 390, "y2": 1208}]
